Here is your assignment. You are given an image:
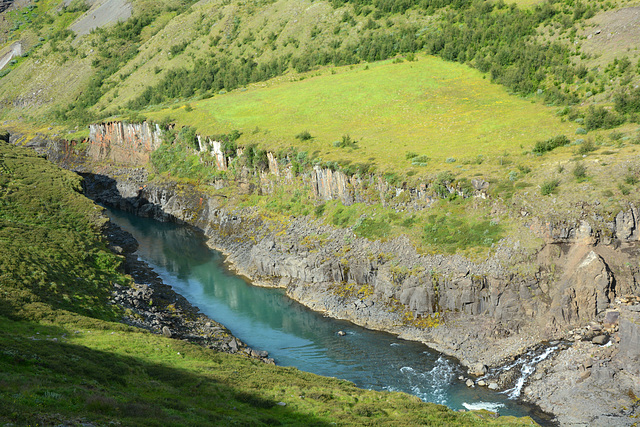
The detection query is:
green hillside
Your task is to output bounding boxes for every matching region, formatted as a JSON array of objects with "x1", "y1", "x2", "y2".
[
  {"x1": 1, "y1": 0, "x2": 640, "y2": 424},
  {"x1": 2, "y1": 0, "x2": 640, "y2": 132},
  {"x1": 1, "y1": 0, "x2": 638, "y2": 256}
]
